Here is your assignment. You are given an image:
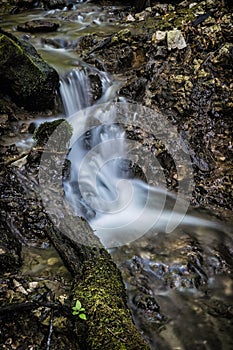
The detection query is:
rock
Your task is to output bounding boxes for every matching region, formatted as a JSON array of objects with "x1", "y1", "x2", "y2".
[
  {"x1": 0, "y1": 223, "x2": 22, "y2": 274},
  {"x1": 126, "y1": 14, "x2": 136, "y2": 22},
  {"x1": 9, "y1": 0, "x2": 36, "y2": 9},
  {"x1": 111, "y1": 28, "x2": 131, "y2": 44},
  {"x1": 17, "y1": 19, "x2": 60, "y2": 33},
  {"x1": 0, "y1": 144, "x2": 19, "y2": 163},
  {"x1": 0, "y1": 30, "x2": 59, "y2": 110},
  {"x1": 135, "y1": 8, "x2": 151, "y2": 21},
  {"x1": 33, "y1": 118, "x2": 72, "y2": 149},
  {"x1": 167, "y1": 29, "x2": 187, "y2": 50},
  {"x1": 9, "y1": 0, "x2": 67, "y2": 11},
  {"x1": 152, "y1": 30, "x2": 167, "y2": 44},
  {"x1": 9, "y1": 0, "x2": 35, "y2": 5},
  {"x1": 42, "y1": 0, "x2": 67, "y2": 9}
]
